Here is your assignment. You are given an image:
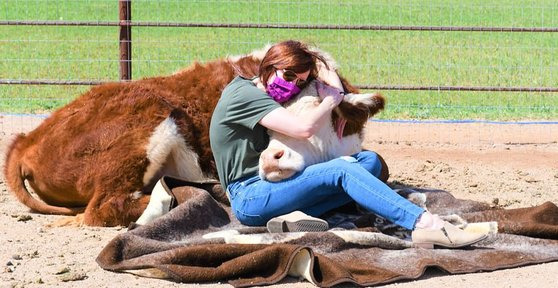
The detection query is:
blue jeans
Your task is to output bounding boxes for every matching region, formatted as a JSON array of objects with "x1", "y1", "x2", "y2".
[{"x1": 227, "y1": 150, "x2": 424, "y2": 230}]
